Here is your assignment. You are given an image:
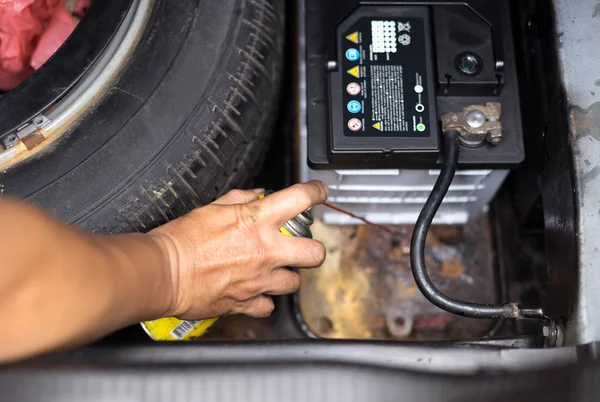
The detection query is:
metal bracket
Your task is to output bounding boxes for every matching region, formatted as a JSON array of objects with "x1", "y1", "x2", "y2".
[
  {"x1": 441, "y1": 103, "x2": 503, "y2": 147},
  {"x1": 1, "y1": 133, "x2": 20, "y2": 150},
  {"x1": 15, "y1": 114, "x2": 51, "y2": 150},
  {"x1": 0, "y1": 114, "x2": 51, "y2": 165}
]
